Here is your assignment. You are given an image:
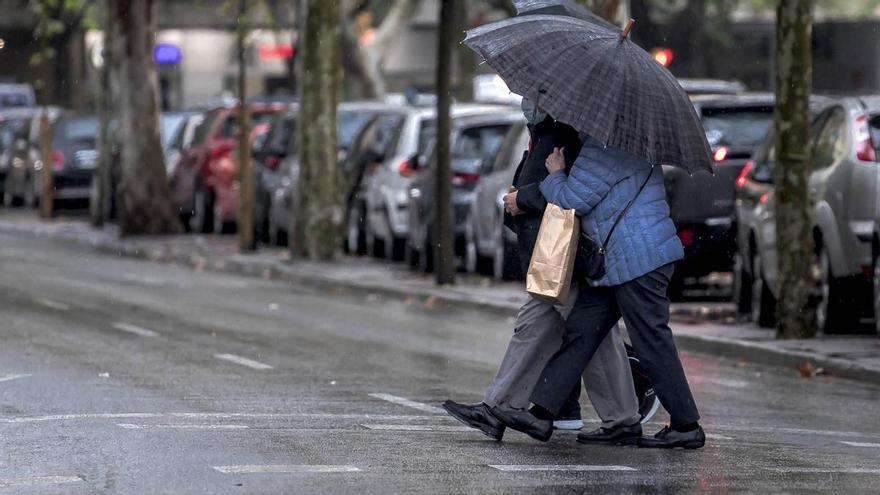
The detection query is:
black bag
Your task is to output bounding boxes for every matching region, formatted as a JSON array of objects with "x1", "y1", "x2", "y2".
[{"x1": 575, "y1": 166, "x2": 655, "y2": 281}]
